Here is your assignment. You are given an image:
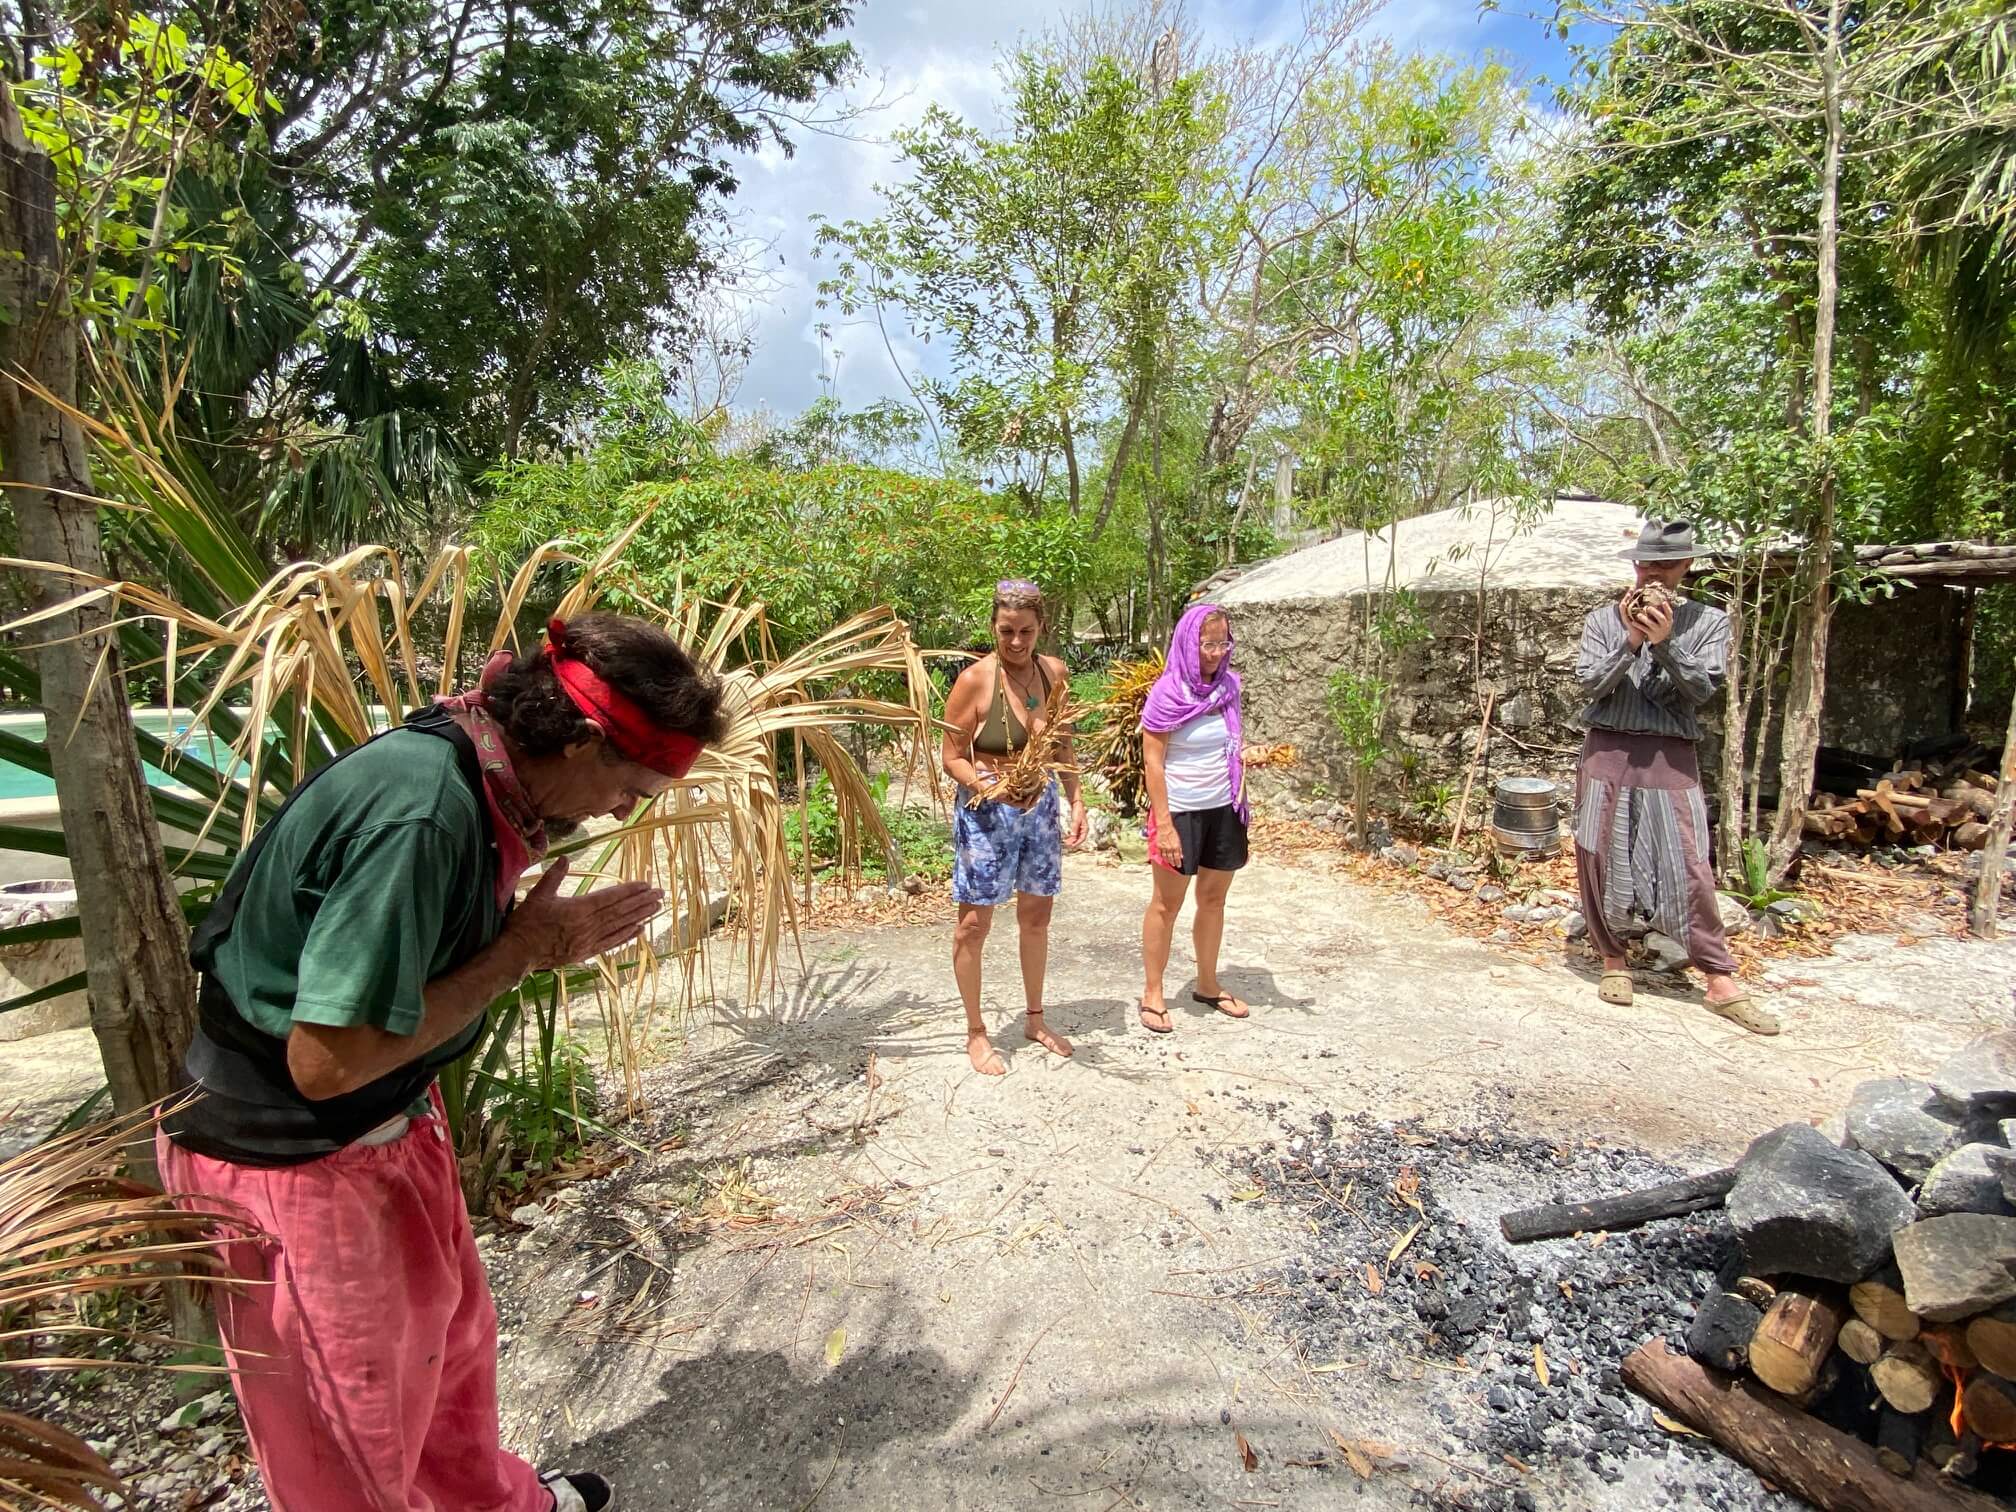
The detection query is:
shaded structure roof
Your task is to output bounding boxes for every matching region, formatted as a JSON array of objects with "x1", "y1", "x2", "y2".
[{"x1": 1204, "y1": 495, "x2": 2016, "y2": 605}]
